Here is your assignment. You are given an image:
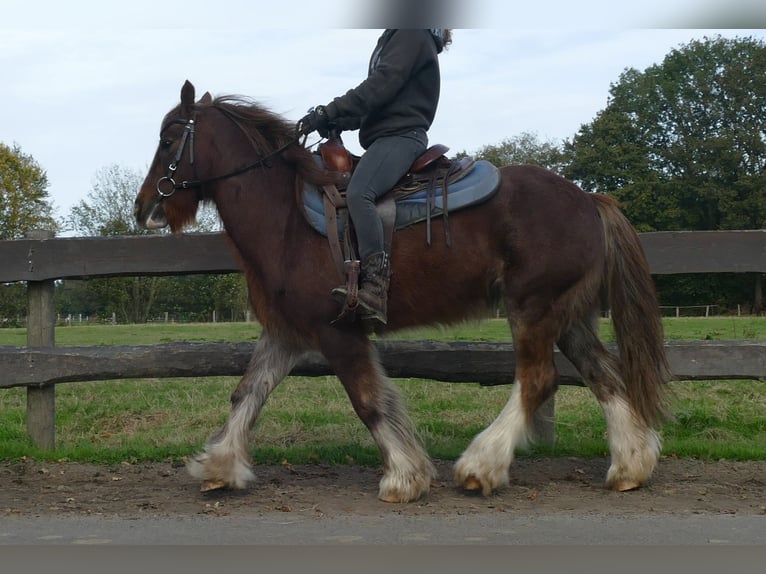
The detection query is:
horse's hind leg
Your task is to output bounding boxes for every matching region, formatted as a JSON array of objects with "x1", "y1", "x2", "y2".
[
  {"x1": 557, "y1": 317, "x2": 660, "y2": 490},
  {"x1": 187, "y1": 332, "x2": 297, "y2": 491},
  {"x1": 320, "y1": 328, "x2": 436, "y2": 503},
  {"x1": 454, "y1": 317, "x2": 559, "y2": 495}
]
